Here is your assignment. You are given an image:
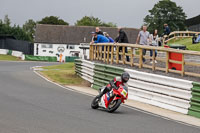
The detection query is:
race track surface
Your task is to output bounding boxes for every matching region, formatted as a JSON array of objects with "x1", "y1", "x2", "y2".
[{"x1": 0, "y1": 61, "x2": 199, "y2": 133}]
